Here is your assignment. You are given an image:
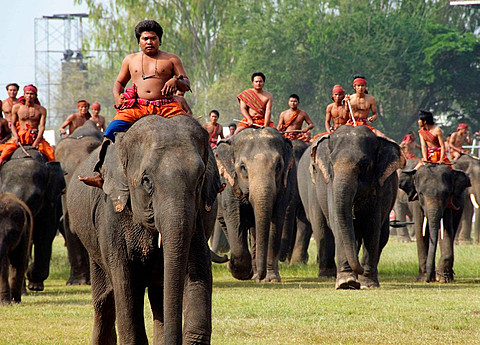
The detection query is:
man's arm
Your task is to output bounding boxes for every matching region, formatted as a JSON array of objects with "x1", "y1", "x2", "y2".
[
  {"x1": 113, "y1": 56, "x2": 132, "y2": 106},
  {"x1": 277, "y1": 111, "x2": 286, "y2": 131},
  {"x1": 10, "y1": 104, "x2": 20, "y2": 143},
  {"x1": 325, "y1": 104, "x2": 332, "y2": 133},
  {"x1": 59, "y1": 114, "x2": 74, "y2": 135},
  {"x1": 33, "y1": 107, "x2": 47, "y2": 148},
  {"x1": 219, "y1": 126, "x2": 225, "y2": 139},
  {"x1": 302, "y1": 111, "x2": 314, "y2": 133},
  {"x1": 100, "y1": 116, "x2": 106, "y2": 132},
  {"x1": 437, "y1": 128, "x2": 446, "y2": 163},
  {"x1": 419, "y1": 133, "x2": 427, "y2": 161},
  {"x1": 264, "y1": 93, "x2": 273, "y2": 127},
  {"x1": 161, "y1": 55, "x2": 191, "y2": 95},
  {"x1": 239, "y1": 100, "x2": 253, "y2": 126},
  {"x1": 368, "y1": 97, "x2": 377, "y2": 123}
]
